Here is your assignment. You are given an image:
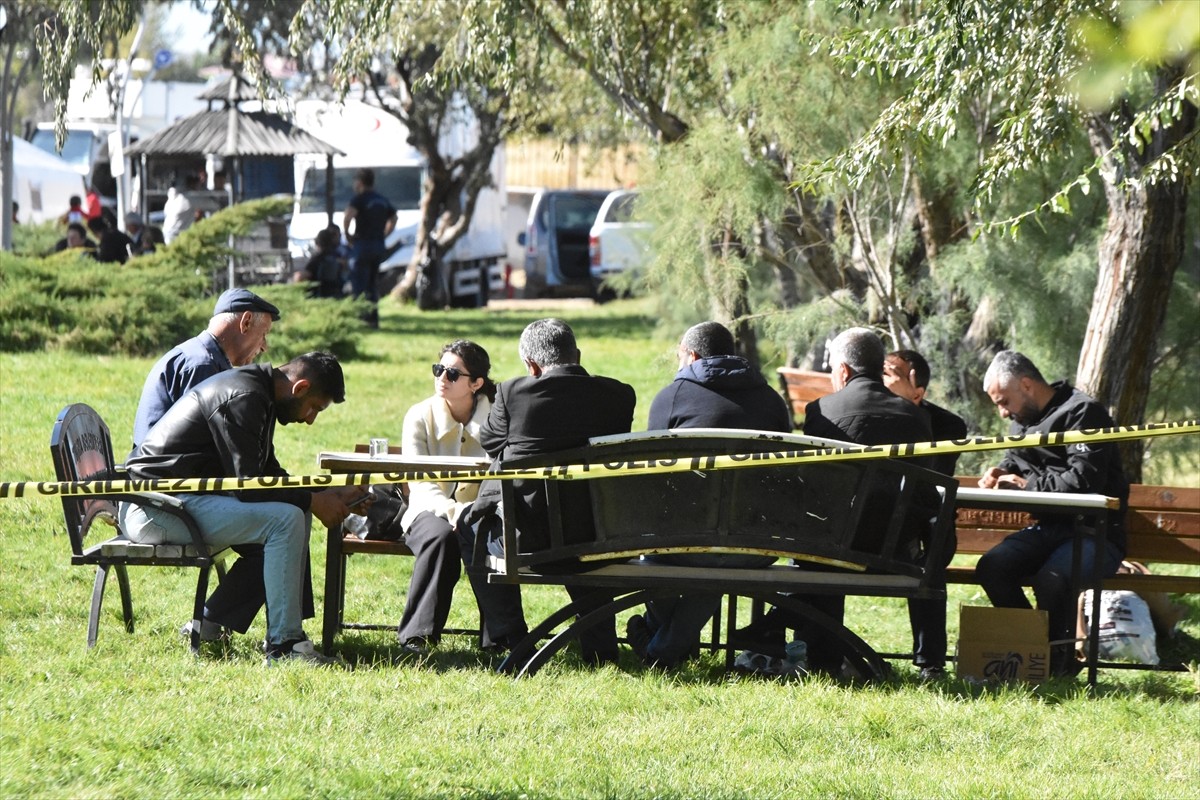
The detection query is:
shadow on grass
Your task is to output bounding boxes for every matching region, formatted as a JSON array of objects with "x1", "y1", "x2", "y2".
[{"x1": 190, "y1": 628, "x2": 1197, "y2": 701}]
